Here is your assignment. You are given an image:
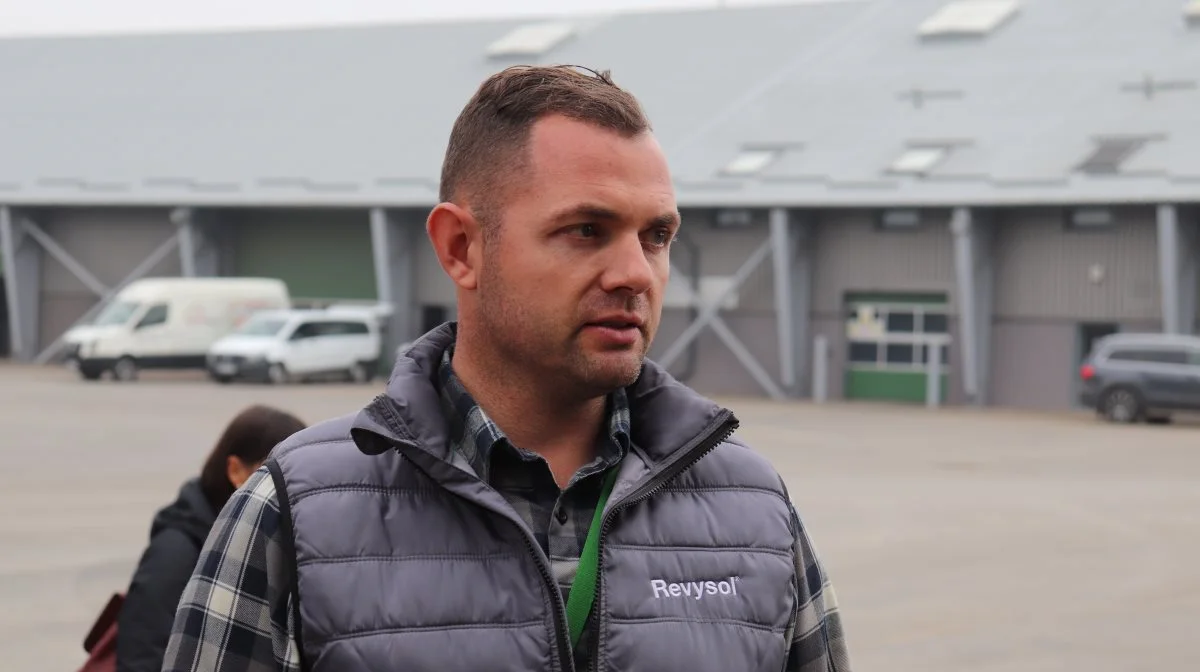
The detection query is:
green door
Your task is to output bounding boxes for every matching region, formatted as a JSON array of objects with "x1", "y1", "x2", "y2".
[
  {"x1": 844, "y1": 292, "x2": 951, "y2": 404},
  {"x1": 232, "y1": 209, "x2": 377, "y2": 302}
]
